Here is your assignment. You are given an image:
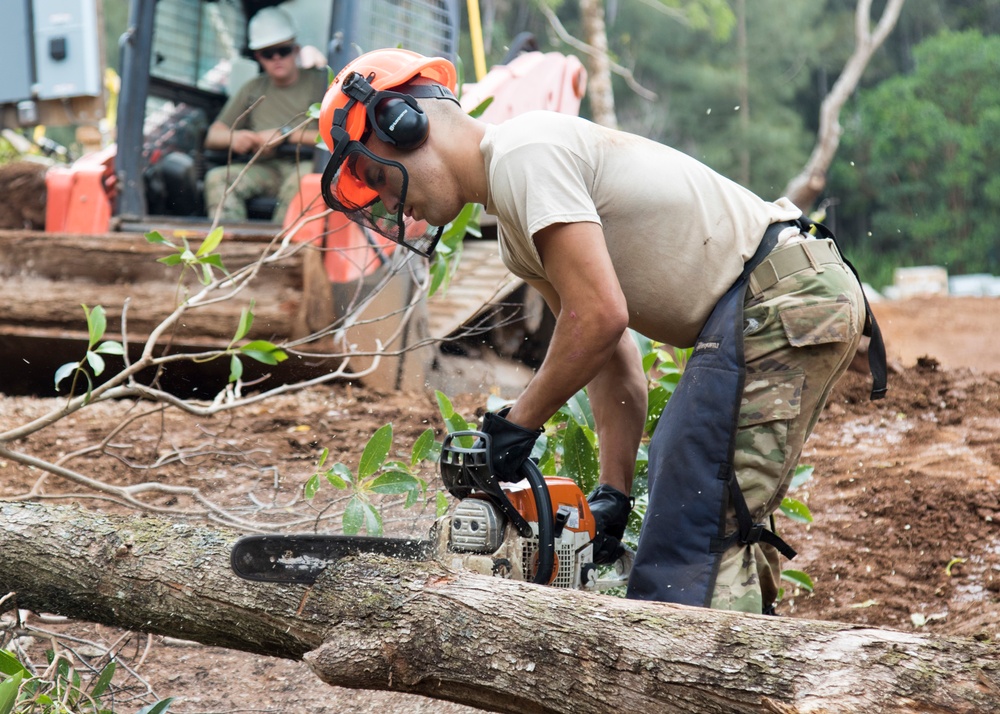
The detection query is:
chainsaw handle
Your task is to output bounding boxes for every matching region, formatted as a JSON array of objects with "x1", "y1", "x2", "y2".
[
  {"x1": 440, "y1": 430, "x2": 555, "y2": 584},
  {"x1": 521, "y1": 459, "x2": 555, "y2": 585},
  {"x1": 440, "y1": 430, "x2": 534, "y2": 538}
]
